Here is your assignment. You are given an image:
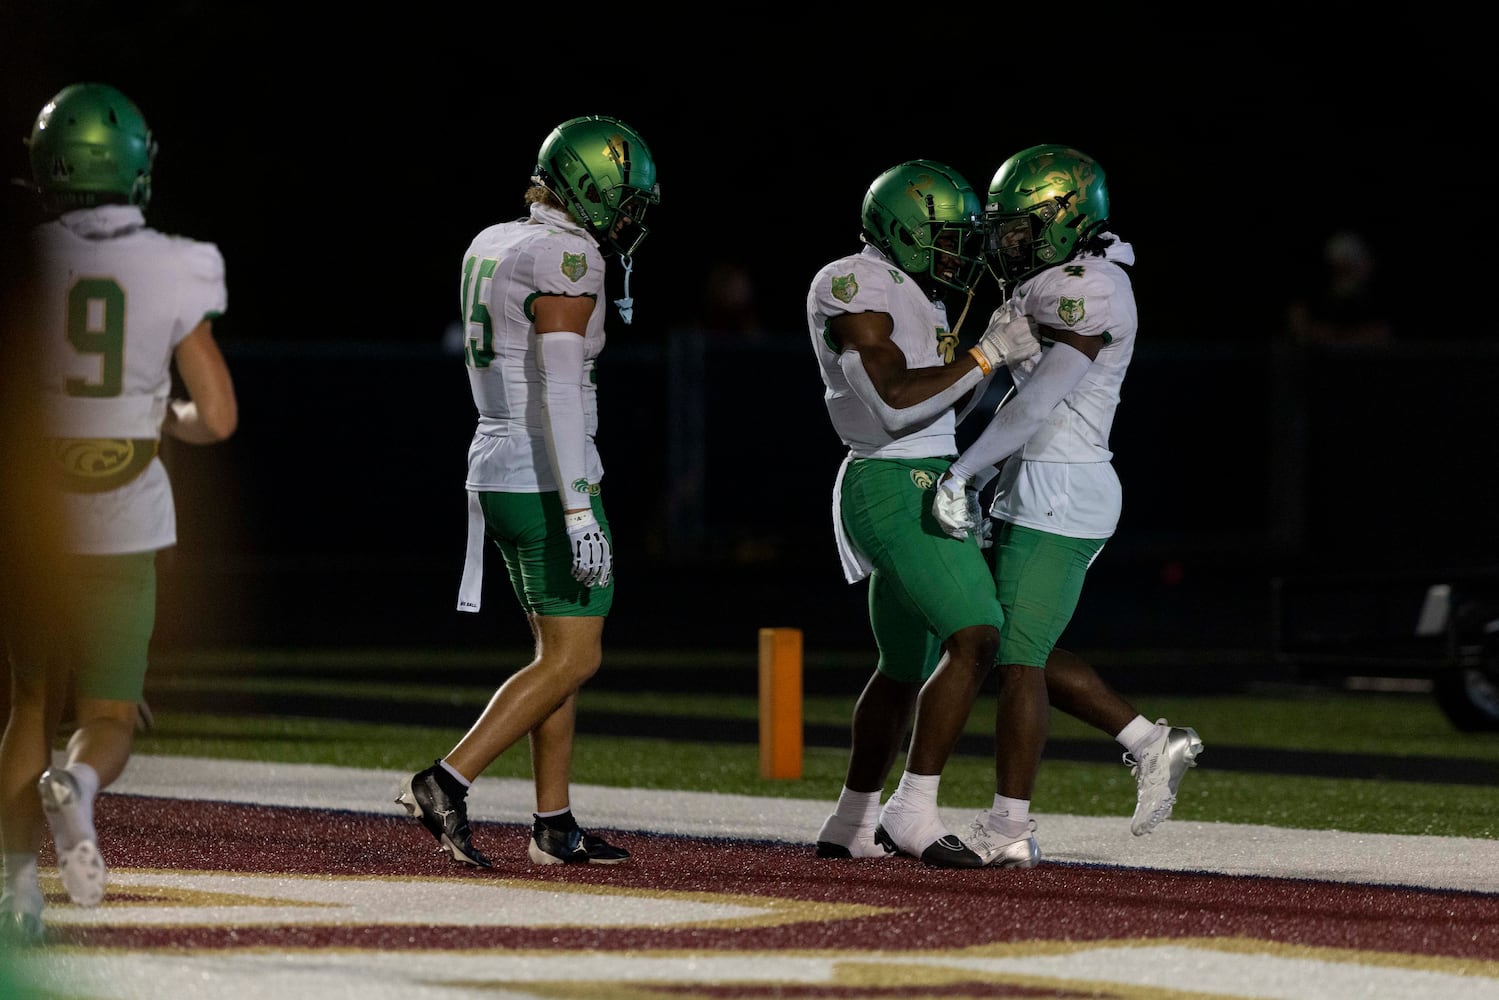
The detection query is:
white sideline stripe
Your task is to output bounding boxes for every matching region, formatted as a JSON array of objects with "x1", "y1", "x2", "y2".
[
  {"x1": 113, "y1": 754, "x2": 1499, "y2": 894},
  {"x1": 18, "y1": 947, "x2": 1499, "y2": 1000}
]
